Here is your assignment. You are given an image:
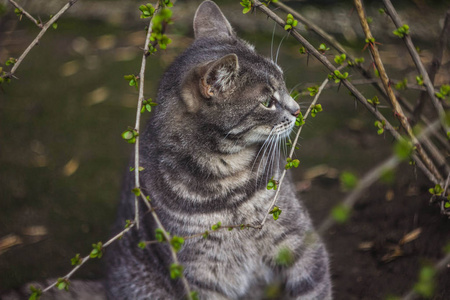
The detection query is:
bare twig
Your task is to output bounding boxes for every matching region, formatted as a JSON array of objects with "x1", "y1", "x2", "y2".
[
  {"x1": 273, "y1": 1, "x2": 346, "y2": 54},
  {"x1": 41, "y1": 222, "x2": 136, "y2": 293},
  {"x1": 138, "y1": 193, "x2": 193, "y2": 299},
  {"x1": 318, "y1": 120, "x2": 441, "y2": 234},
  {"x1": 272, "y1": 0, "x2": 392, "y2": 106},
  {"x1": 401, "y1": 251, "x2": 450, "y2": 300},
  {"x1": 7, "y1": 0, "x2": 43, "y2": 28},
  {"x1": 382, "y1": 0, "x2": 449, "y2": 134},
  {"x1": 2, "y1": 0, "x2": 78, "y2": 79},
  {"x1": 134, "y1": 3, "x2": 161, "y2": 230},
  {"x1": 252, "y1": 0, "x2": 440, "y2": 185},
  {"x1": 413, "y1": 9, "x2": 450, "y2": 121},
  {"x1": 353, "y1": 0, "x2": 442, "y2": 183}
]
